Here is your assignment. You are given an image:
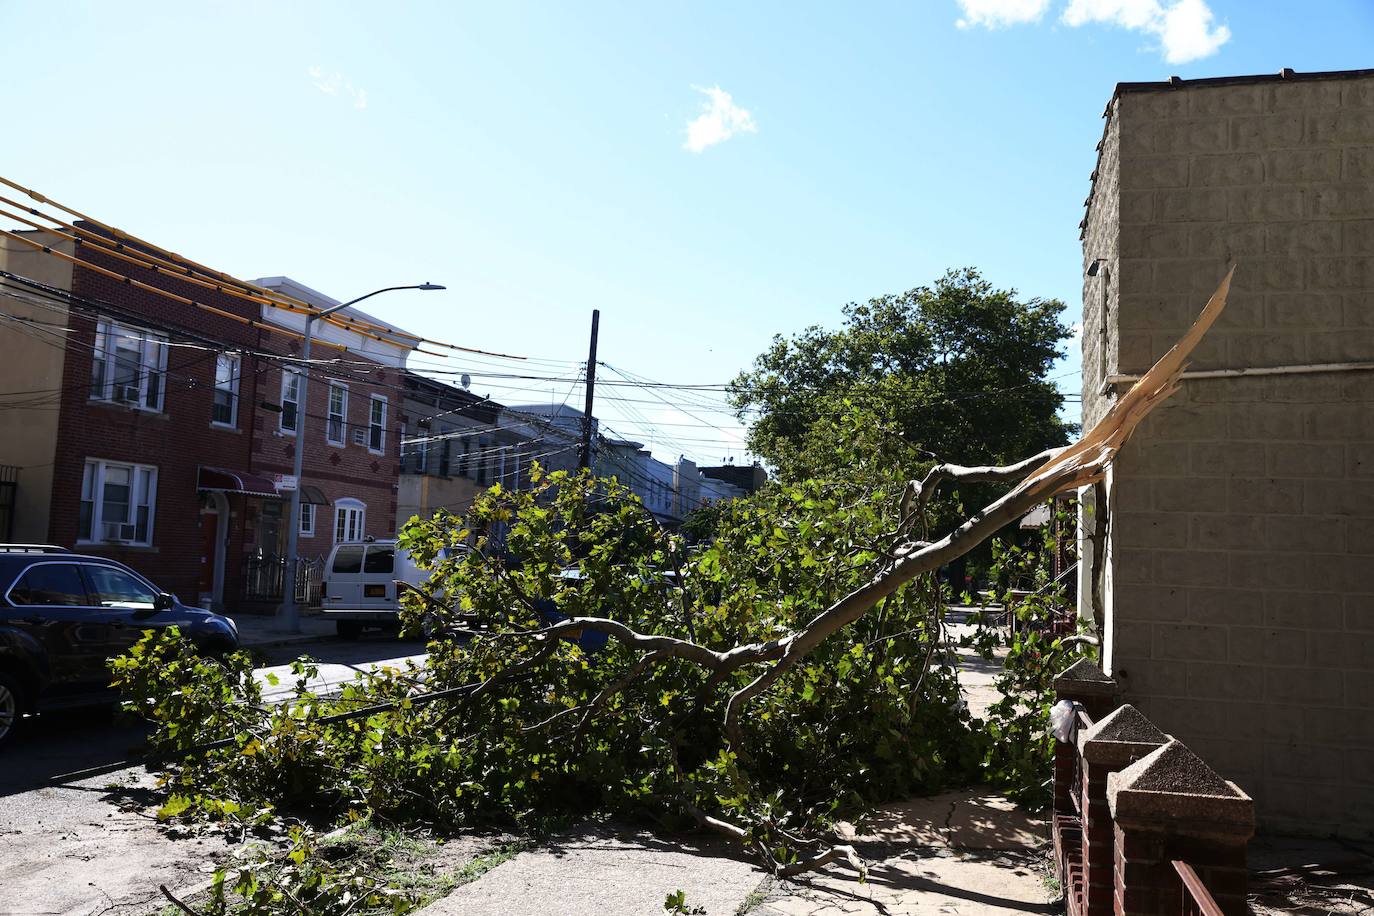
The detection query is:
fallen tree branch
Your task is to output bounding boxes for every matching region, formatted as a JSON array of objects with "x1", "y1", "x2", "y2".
[{"x1": 404, "y1": 269, "x2": 1235, "y2": 875}]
